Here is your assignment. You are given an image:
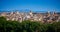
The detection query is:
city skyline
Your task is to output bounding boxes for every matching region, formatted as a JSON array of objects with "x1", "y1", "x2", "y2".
[{"x1": 0, "y1": 0, "x2": 60, "y2": 12}]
